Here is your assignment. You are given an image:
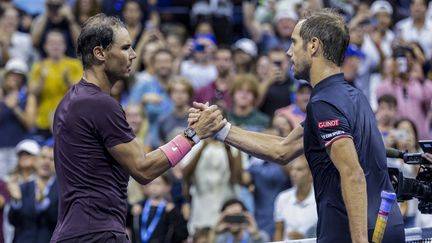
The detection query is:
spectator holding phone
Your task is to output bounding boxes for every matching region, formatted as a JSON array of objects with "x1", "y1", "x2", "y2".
[
  {"x1": 257, "y1": 47, "x2": 297, "y2": 117},
  {"x1": 376, "y1": 45, "x2": 432, "y2": 139},
  {"x1": 215, "y1": 198, "x2": 269, "y2": 243}
]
